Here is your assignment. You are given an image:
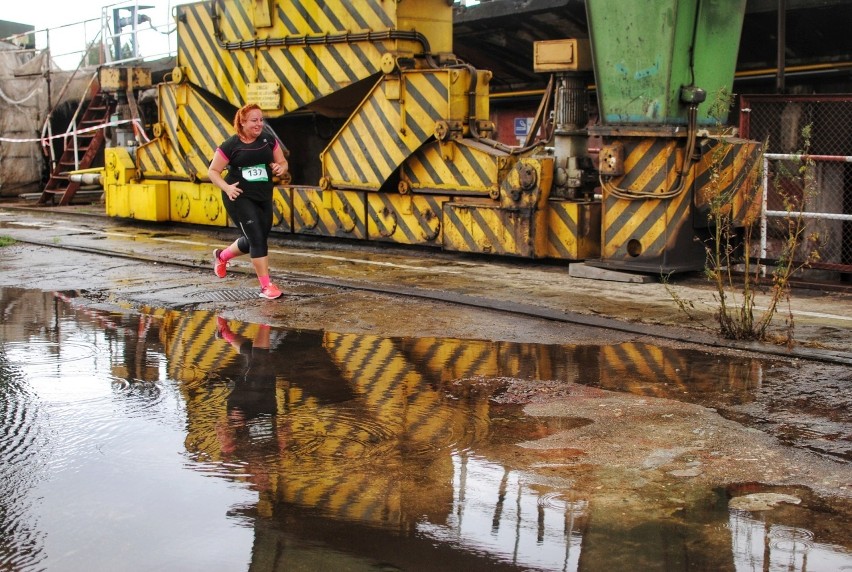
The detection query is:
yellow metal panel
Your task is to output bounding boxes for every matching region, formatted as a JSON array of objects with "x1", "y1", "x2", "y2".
[
  {"x1": 547, "y1": 200, "x2": 602, "y2": 260},
  {"x1": 601, "y1": 192, "x2": 690, "y2": 259},
  {"x1": 533, "y1": 39, "x2": 593, "y2": 73},
  {"x1": 176, "y1": 2, "x2": 256, "y2": 108},
  {"x1": 138, "y1": 83, "x2": 232, "y2": 181},
  {"x1": 104, "y1": 148, "x2": 175, "y2": 221},
  {"x1": 402, "y1": 139, "x2": 504, "y2": 195},
  {"x1": 99, "y1": 67, "x2": 152, "y2": 91},
  {"x1": 441, "y1": 200, "x2": 549, "y2": 257},
  {"x1": 322, "y1": 68, "x2": 481, "y2": 190},
  {"x1": 271, "y1": 186, "x2": 292, "y2": 231},
  {"x1": 253, "y1": 0, "x2": 274, "y2": 27},
  {"x1": 130, "y1": 183, "x2": 170, "y2": 221},
  {"x1": 366, "y1": 193, "x2": 446, "y2": 245},
  {"x1": 105, "y1": 184, "x2": 130, "y2": 218},
  {"x1": 693, "y1": 138, "x2": 763, "y2": 226},
  {"x1": 600, "y1": 135, "x2": 761, "y2": 270},
  {"x1": 169, "y1": 181, "x2": 230, "y2": 226},
  {"x1": 600, "y1": 138, "x2": 693, "y2": 261},
  {"x1": 291, "y1": 187, "x2": 367, "y2": 238},
  {"x1": 174, "y1": 0, "x2": 452, "y2": 116},
  {"x1": 607, "y1": 138, "x2": 680, "y2": 196},
  {"x1": 396, "y1": 0, "x2": 453, "y2": 54},
  {"x1": 104, "y1": 147, "x2": 137, "y2": 186}
]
